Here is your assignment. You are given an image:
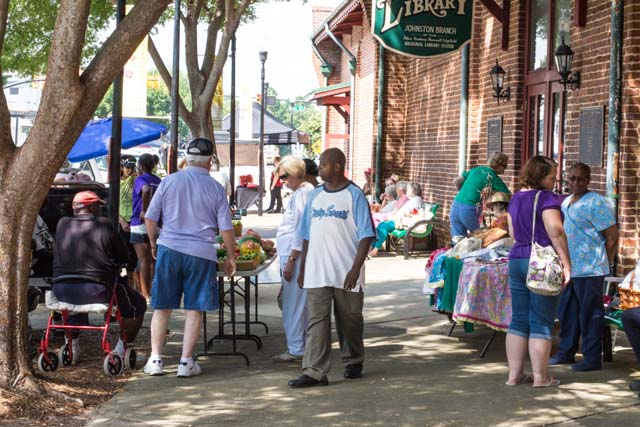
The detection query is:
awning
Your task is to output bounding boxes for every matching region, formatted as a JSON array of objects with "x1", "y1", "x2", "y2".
[{"x1": 311, "y1": 82, "x2": 351, "y2": 120}]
